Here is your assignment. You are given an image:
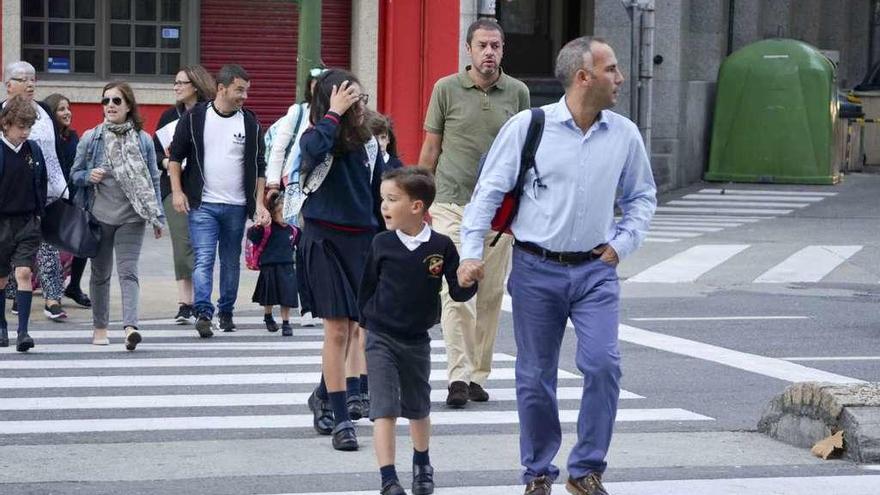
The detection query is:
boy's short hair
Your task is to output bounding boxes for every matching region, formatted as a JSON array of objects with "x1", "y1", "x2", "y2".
[
  {"x1": 0, "y1": 95, "x2": 37, "y2": 129},
  {"x1": 382, "y1": 166, "x2": 436, "y2": 211}
]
